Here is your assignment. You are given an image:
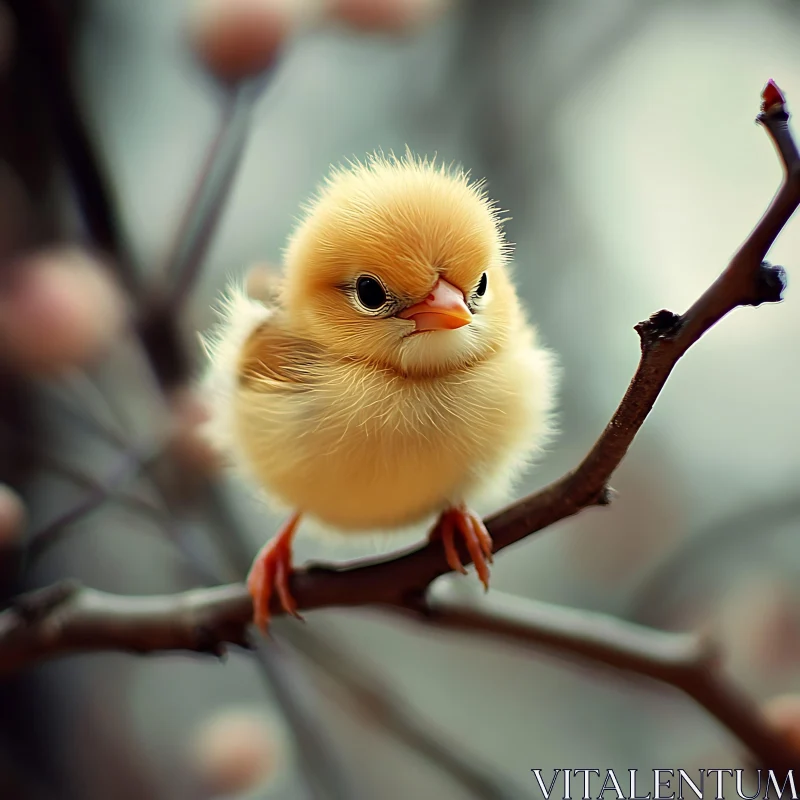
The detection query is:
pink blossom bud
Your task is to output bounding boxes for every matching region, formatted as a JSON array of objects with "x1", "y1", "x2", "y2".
[
  {"x1": 763, "y1": 695, "x2": 800, "y2": 755},
  {"x1": 189, "y1": 708, "x2": 281, "y2": 796},
  {"x1": 0, "y1": 248, "x2": 127, "y2": 377},
  {"x1": 188, "y1": 0, "x2": 311, "y2": 82}
]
